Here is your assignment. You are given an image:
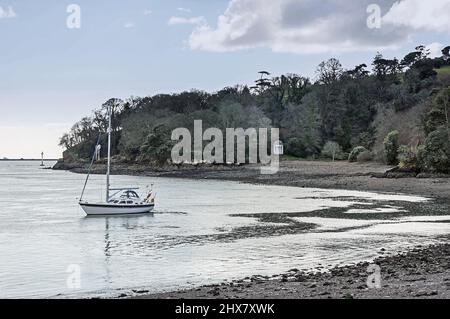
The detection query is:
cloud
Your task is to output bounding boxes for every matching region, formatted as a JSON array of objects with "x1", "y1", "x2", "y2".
[
  {"x1": 124, "y1": 22, "x2": 135, "y2": 28},
  {"x1": 186, "y1": 0, "x2": 450, "y2": 54},
  {"x1": 177, "y1": 7, "x2": 192, "y2": 13},
  {"x1": 426, "y1": 42, "x2": 444, "y2": 58},
  {"x1": 0, "y1": 6, "x2": 17, "y2": 19},
  {"x1": 382, "y1": 0, "x2": 450, "y2": 33},
  {"x1": 144, "y1": 9, "x2": 152, "y2": 16},
  {"x1": 168, "y1": 16, "x2": 206, "y2": 26}
]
